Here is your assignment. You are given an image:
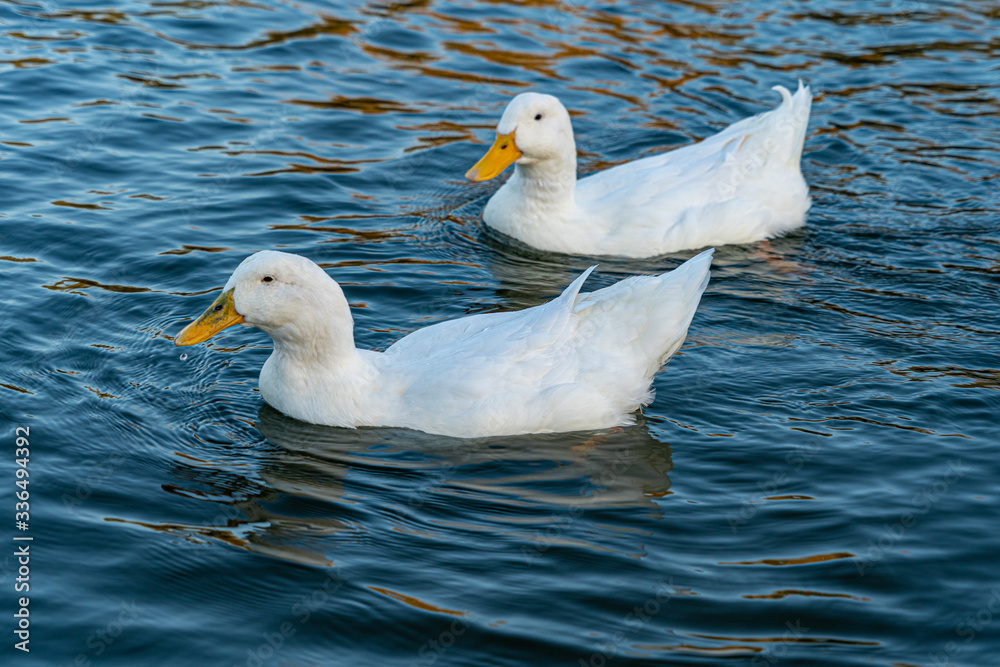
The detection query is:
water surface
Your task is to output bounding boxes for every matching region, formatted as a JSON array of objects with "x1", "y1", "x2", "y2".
[{"x1": 1, "y1": 0, "x2": 999, "y2": 665}]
